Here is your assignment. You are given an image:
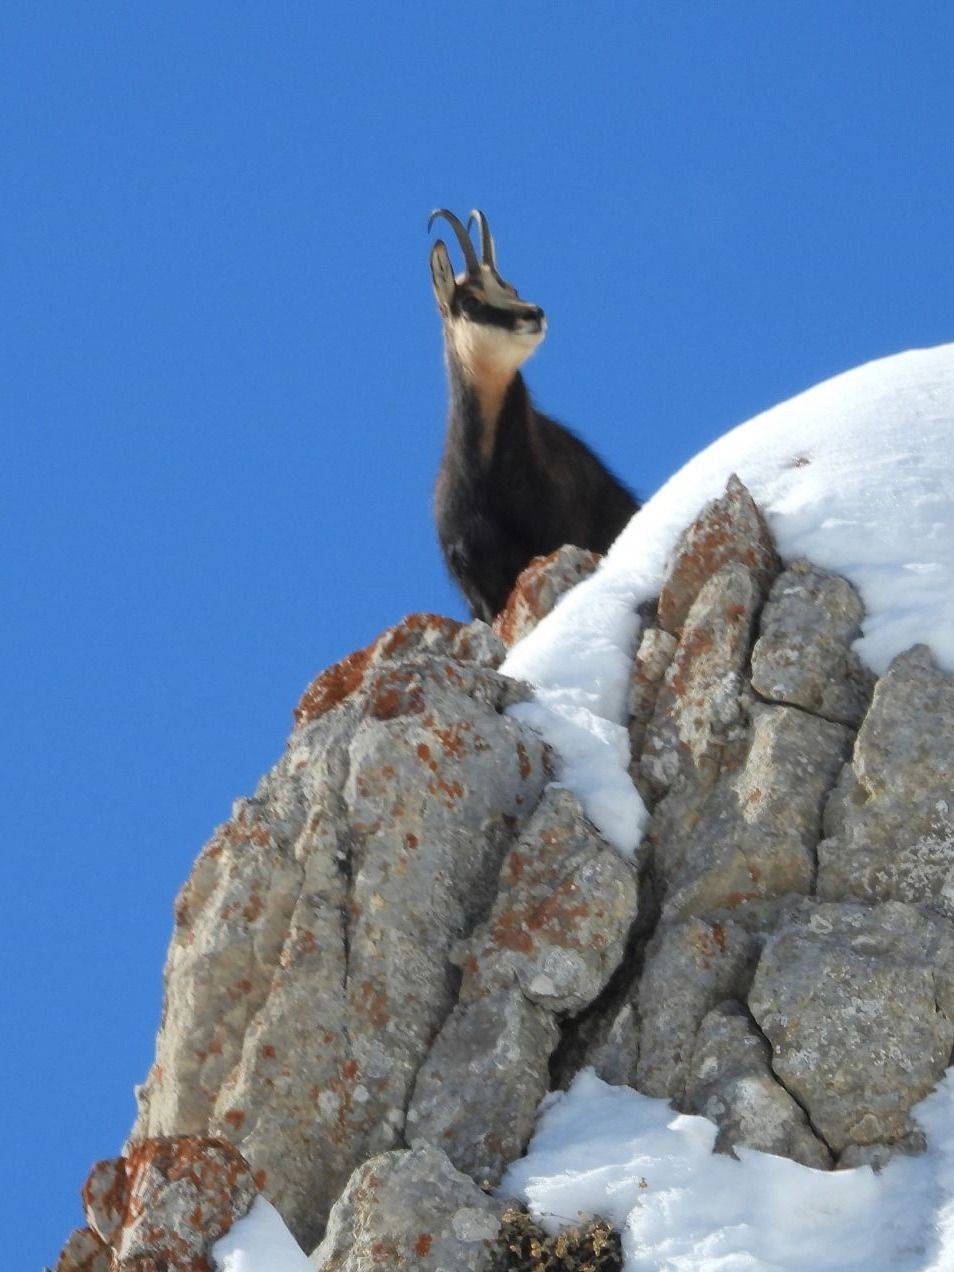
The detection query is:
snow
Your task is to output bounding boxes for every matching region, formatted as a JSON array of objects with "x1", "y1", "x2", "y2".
[
  {"x1": 502, "y1": 1068, "x2": 954, "y2": 1271},
  {"x1": 213, "y1": 1196, "x2": 313, "y2": 1272},
  {"x1": 501, "y1": 342, "x2": 954, "y2": 856}
]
